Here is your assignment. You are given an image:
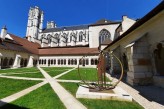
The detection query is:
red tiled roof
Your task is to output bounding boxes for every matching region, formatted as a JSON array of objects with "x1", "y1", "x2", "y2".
[
  {"x1": 10, "y1": 34, "x2": 41, "y2": 54},
  {"x1": 39, "y1": 47, "x2": 99, "y2": 55},
  {"x1": 0, "y1": 39, "x2": 29, "y2": 53}
]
